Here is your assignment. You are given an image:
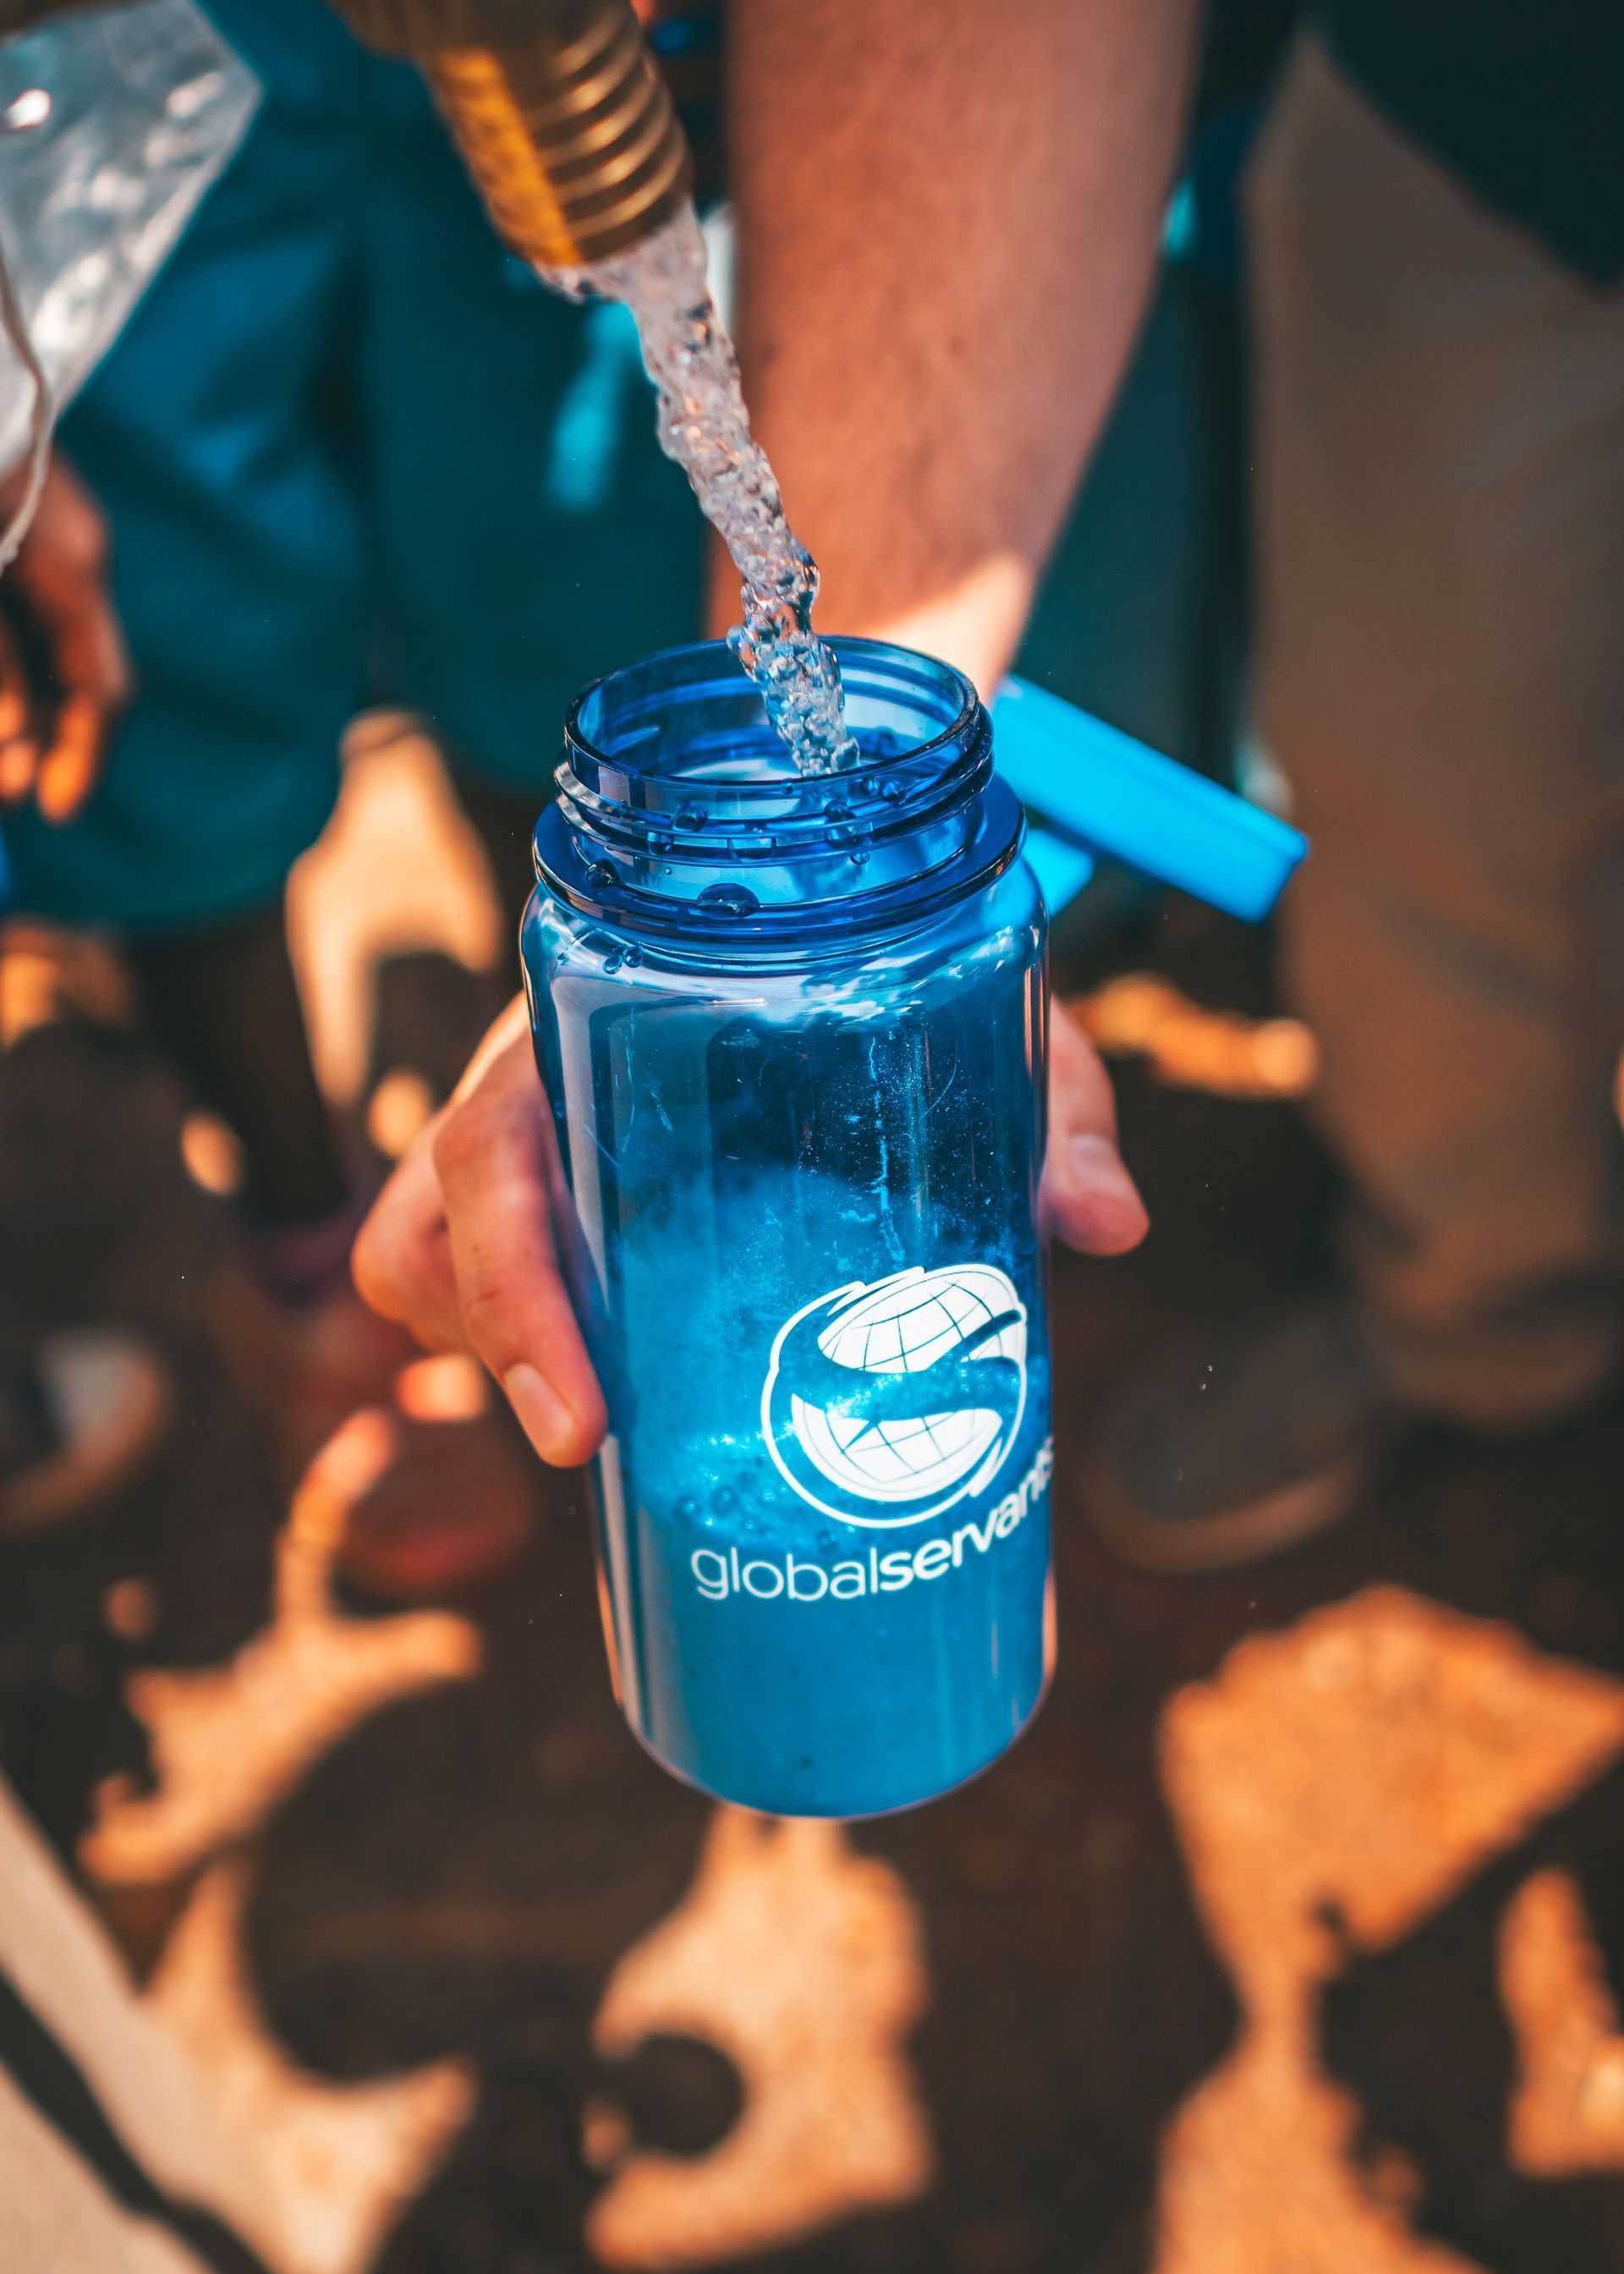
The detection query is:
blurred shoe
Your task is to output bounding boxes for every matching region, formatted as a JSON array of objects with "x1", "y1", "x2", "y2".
[
  {"x1": 0, "y1": 1329, "x2": 173, "y2": 1537},
  {"x1": 333, "y1": 1395, "x2": 538, "y2": 1601},
  {"x1": 212, "y1": 1191, "x2": 424, "y2": 1480},
  {"x1": 1084, "y1": 1294, "x2": 1408, "y2": 1573},
  {"x1": 294, "y1": 1359, "x2": 537, "y2": 1601},
  {"x1": 218, "y1": 1200, "x2": 540, "y2": 1595}
]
